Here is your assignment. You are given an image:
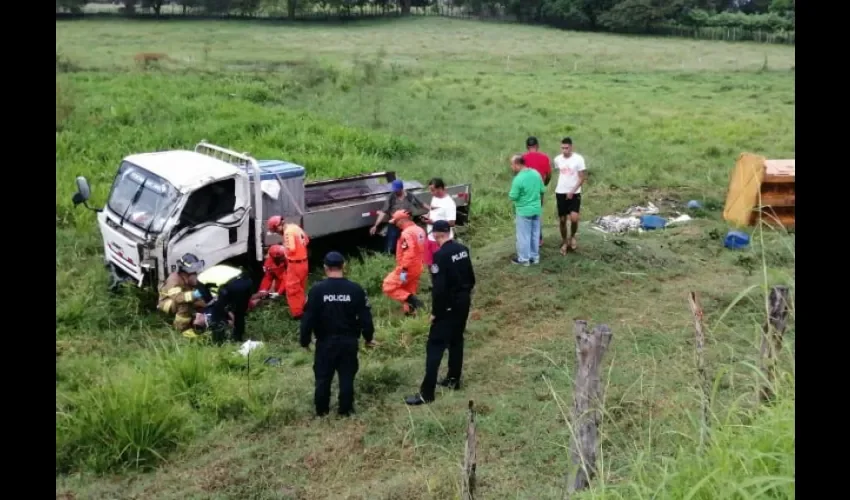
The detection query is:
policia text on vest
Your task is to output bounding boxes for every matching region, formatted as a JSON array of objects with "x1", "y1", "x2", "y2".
[
  {"x1": 406, "y1": 234, "x2": 476, "y2": 406},
  {"x1": 300, "y1": 253, "x2": 375, "y2": 417}
]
